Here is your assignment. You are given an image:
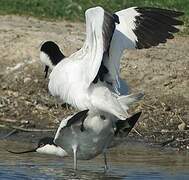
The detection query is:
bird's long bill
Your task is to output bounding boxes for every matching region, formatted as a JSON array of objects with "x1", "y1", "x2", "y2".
[
  {"x1": 7, "y1": 148, "x2": 37, "y2": 154},
  {"x1": 44, "y1": 65, "x2": 49, "y2": 78}
]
